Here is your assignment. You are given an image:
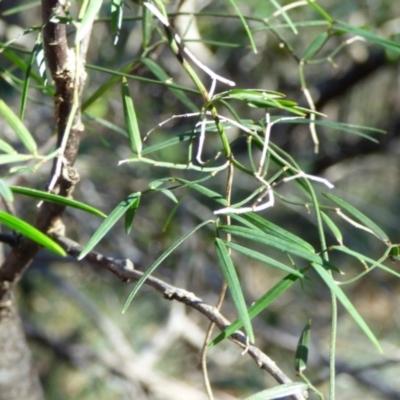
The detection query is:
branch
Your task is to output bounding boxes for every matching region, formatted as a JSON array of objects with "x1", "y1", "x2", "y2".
[
  {"x1": 0, "y1": 0, "x2": 90, "y2": 299},
  {"x1": 56, "y1": 236, "x2": 307, "y2": 400}
]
